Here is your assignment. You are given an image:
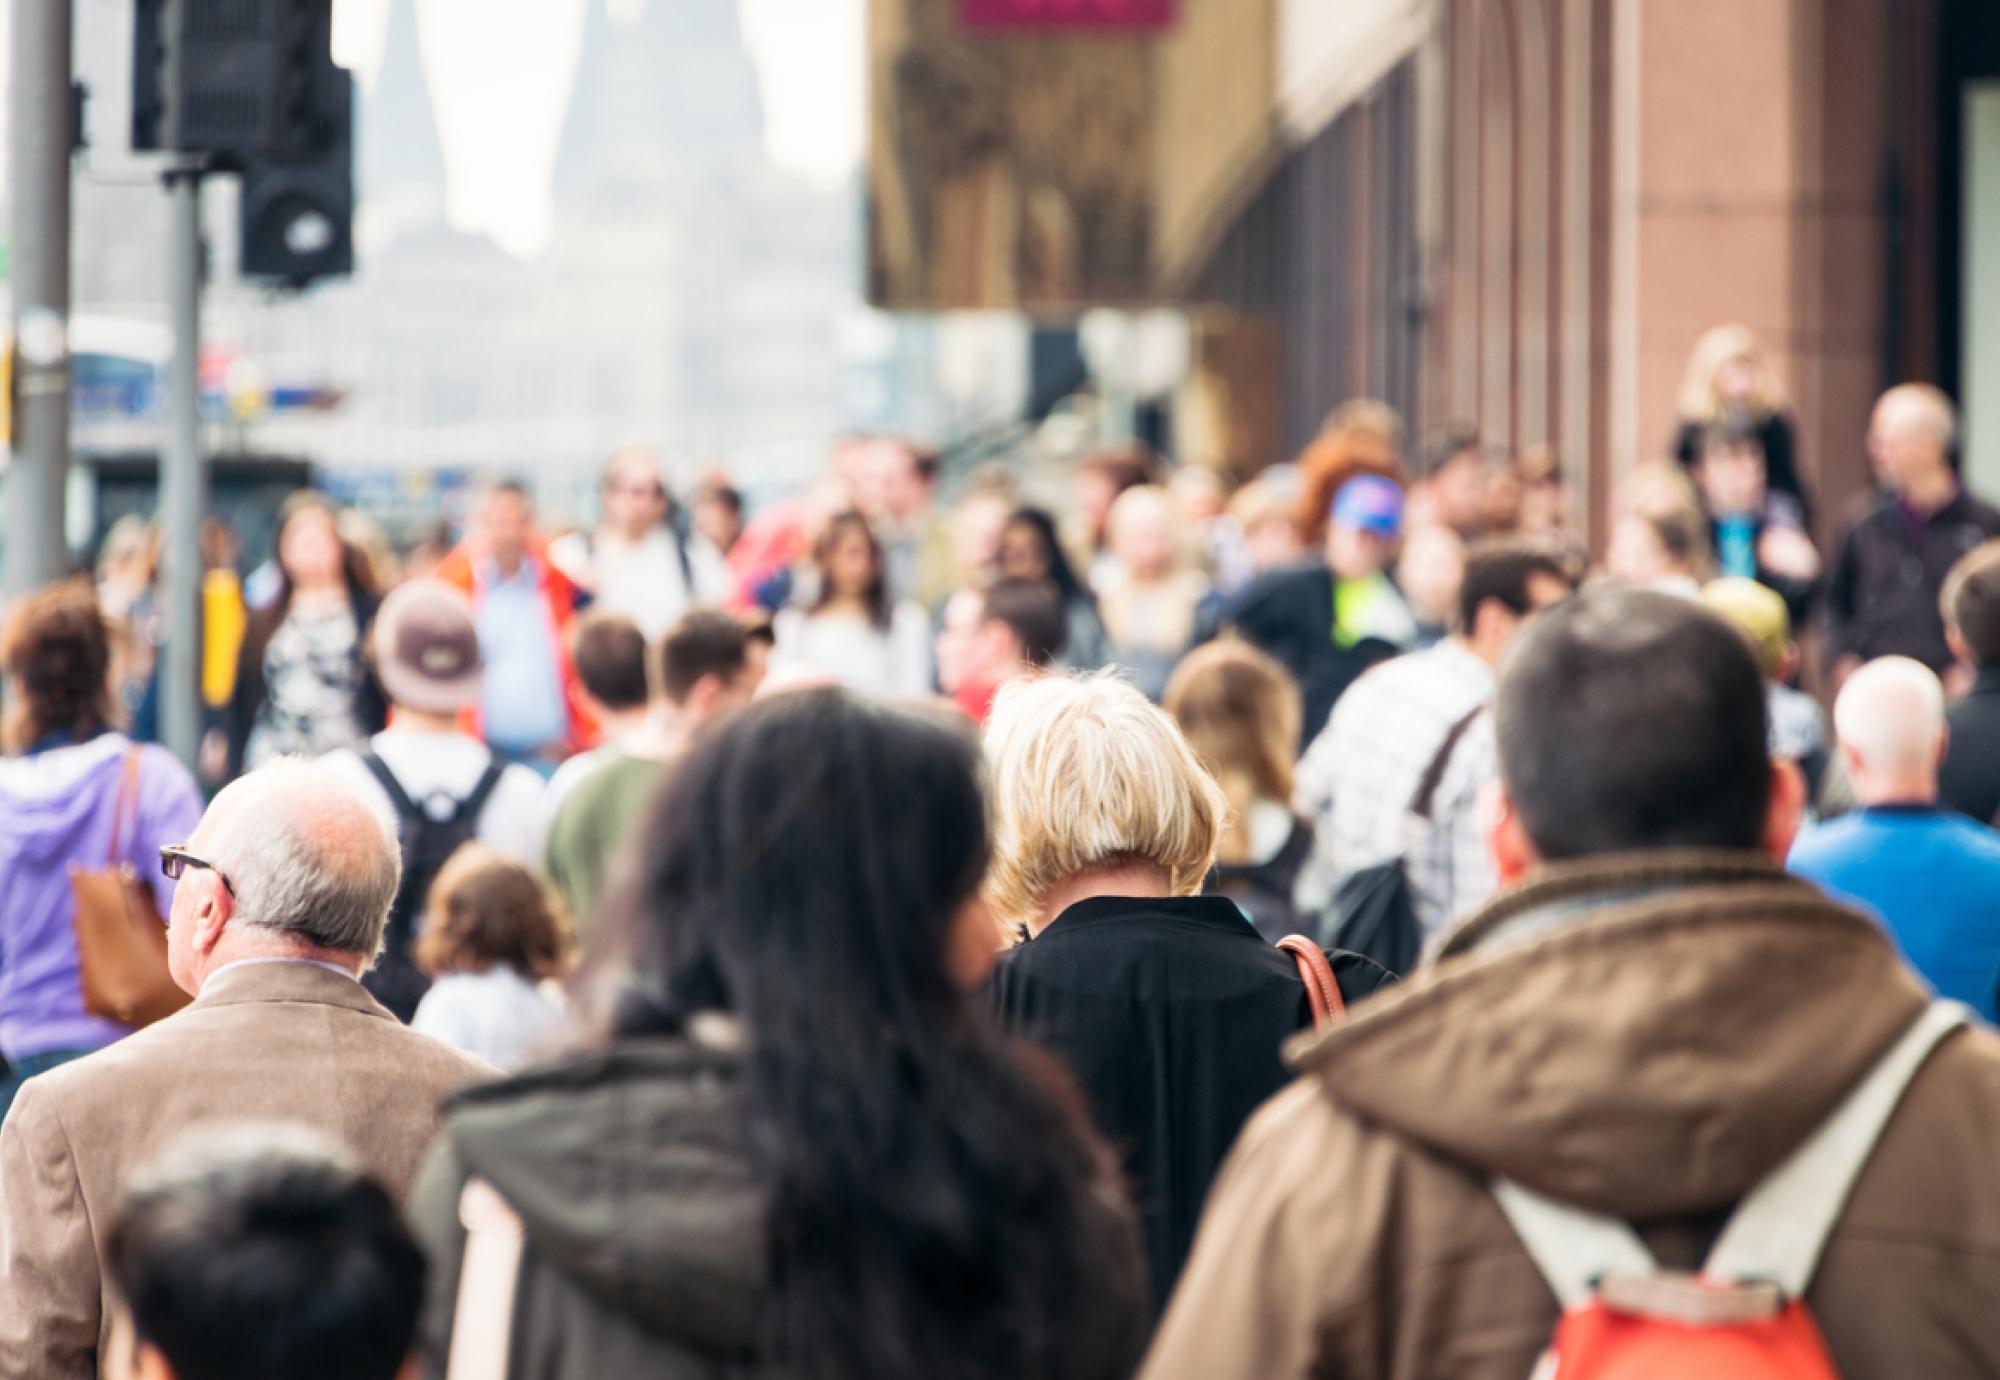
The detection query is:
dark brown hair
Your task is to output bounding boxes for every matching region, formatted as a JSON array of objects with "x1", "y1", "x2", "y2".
[
  {"x1": 659, "y1": 609, "x2": 750, "y2": 704},
  {"x1": 1, "y1": 579, "x2": 119, "y2": 754},
  {"x1": 1943, "y1": 539, "x2": 2000, "y2": 670},
  {"x1": 415, "y1": 843, "x2": 573, "y2": 981},
  {"x1": 570, "y1": 612, "x2": 649, "y2": 712},
  {"x1": 239, "y1": 492, "x2": 379, "y2": 691},
  {"x1": 979, "y1": 578, "x2": 1068, "y2": 669},
  {"x1": 1457, "y1": 537, "x2": 1575, "y2": 634},
  {"x1": 808, "y1": 510, "x2": 891, "y2": 631}
]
